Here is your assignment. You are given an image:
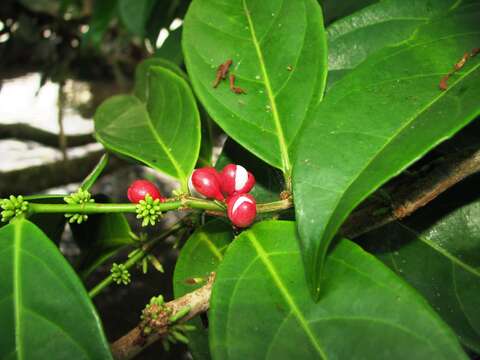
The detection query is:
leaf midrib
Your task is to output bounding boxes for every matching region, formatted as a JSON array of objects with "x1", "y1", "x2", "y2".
[
  {"x1": 242, "y1": 0, "x2": 291, "y2": 175},
  {"x1": 247, "y1": 233, "x2": 328, "y2": 359},
  {"x1": 13, "y1": 221, "x2": 23, "y2": 360},
  {"x1": 198, "y1": 233, "x2": 224, "y2": 261},
  {"x1": 143, "y1": 98, "x2": 187, "y2": 182}
]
